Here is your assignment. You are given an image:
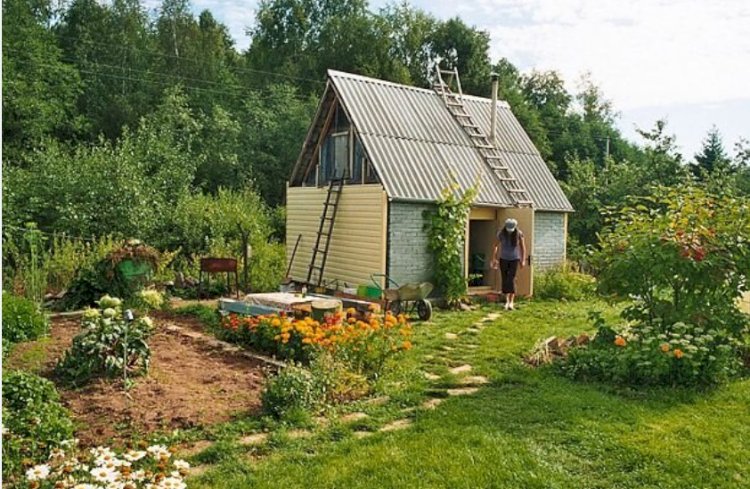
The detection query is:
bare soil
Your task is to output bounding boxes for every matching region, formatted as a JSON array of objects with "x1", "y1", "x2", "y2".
[{"x1": 6, "y1": 315, "x2": 266, "y2": 447}]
